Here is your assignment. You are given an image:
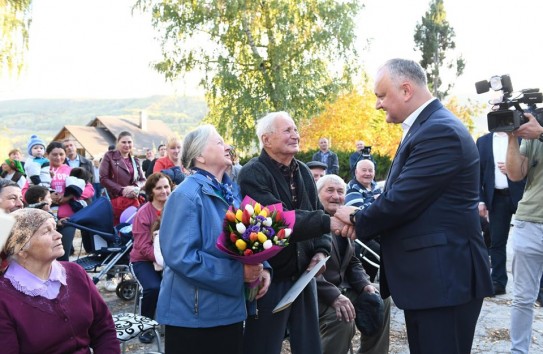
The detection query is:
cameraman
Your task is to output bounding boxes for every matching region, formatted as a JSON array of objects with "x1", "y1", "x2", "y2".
[
  {"x1": 349, "y1": 141, "x2": 376, "y2": 178},
  {"x1": 505, "y1": 113, "x2": 543, "y2": 354}
]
